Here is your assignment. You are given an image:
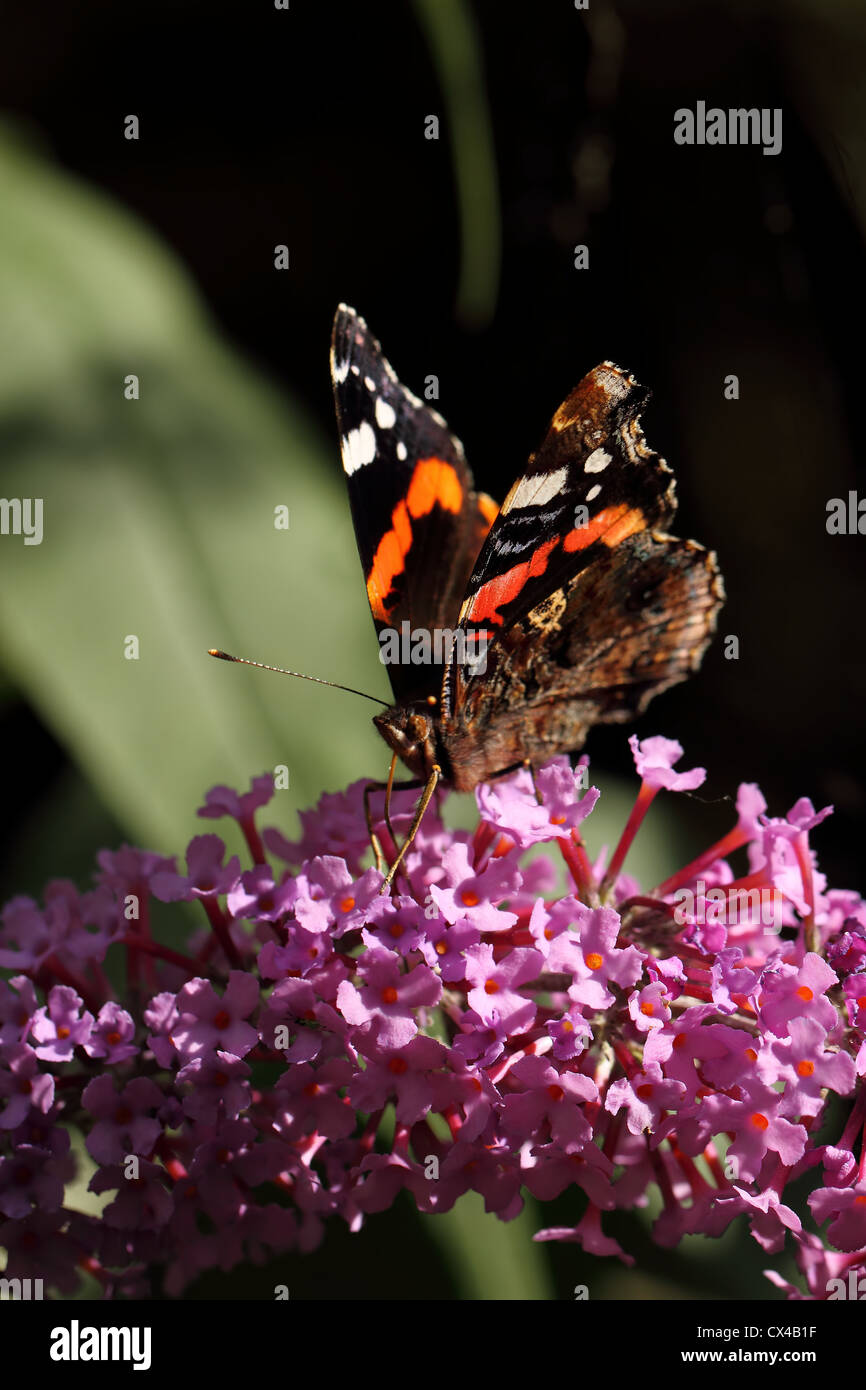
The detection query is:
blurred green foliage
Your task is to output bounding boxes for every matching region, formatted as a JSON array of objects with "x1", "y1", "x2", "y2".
[
  {"x1": 413, "y1": 0, "x2": 501, "y2": 328},
  {"x1": 0, "y1": 123, "x2": 387, "y2": 869}
]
